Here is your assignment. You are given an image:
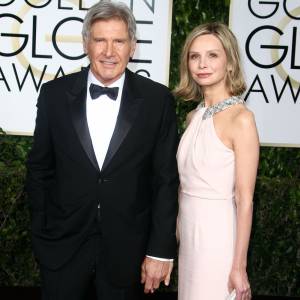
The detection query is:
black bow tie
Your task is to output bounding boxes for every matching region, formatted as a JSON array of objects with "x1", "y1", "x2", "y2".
[{"x1": 89, "y1": 83, "x2": 119, "y2": 100}]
